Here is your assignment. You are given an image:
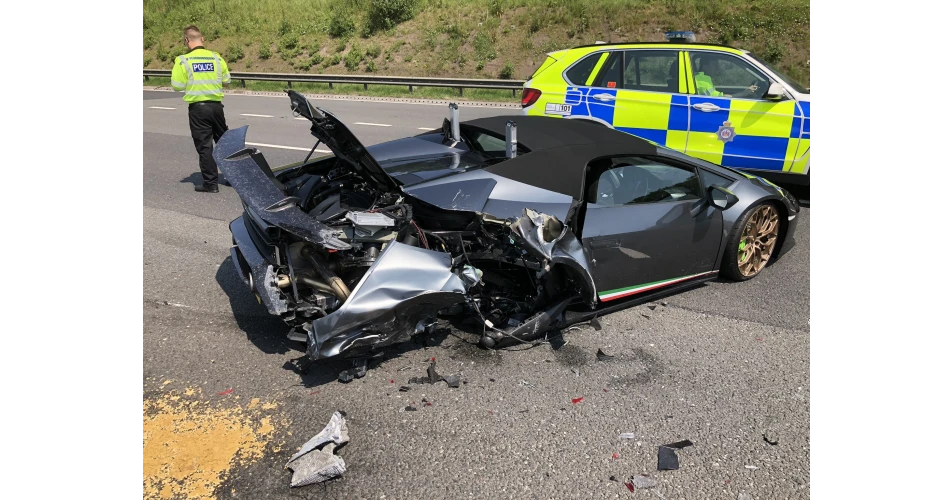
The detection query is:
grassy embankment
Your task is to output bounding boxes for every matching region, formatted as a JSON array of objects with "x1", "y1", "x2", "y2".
[{"x1": 143, "y1": 0, "x2": 809, "y2": 102}]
